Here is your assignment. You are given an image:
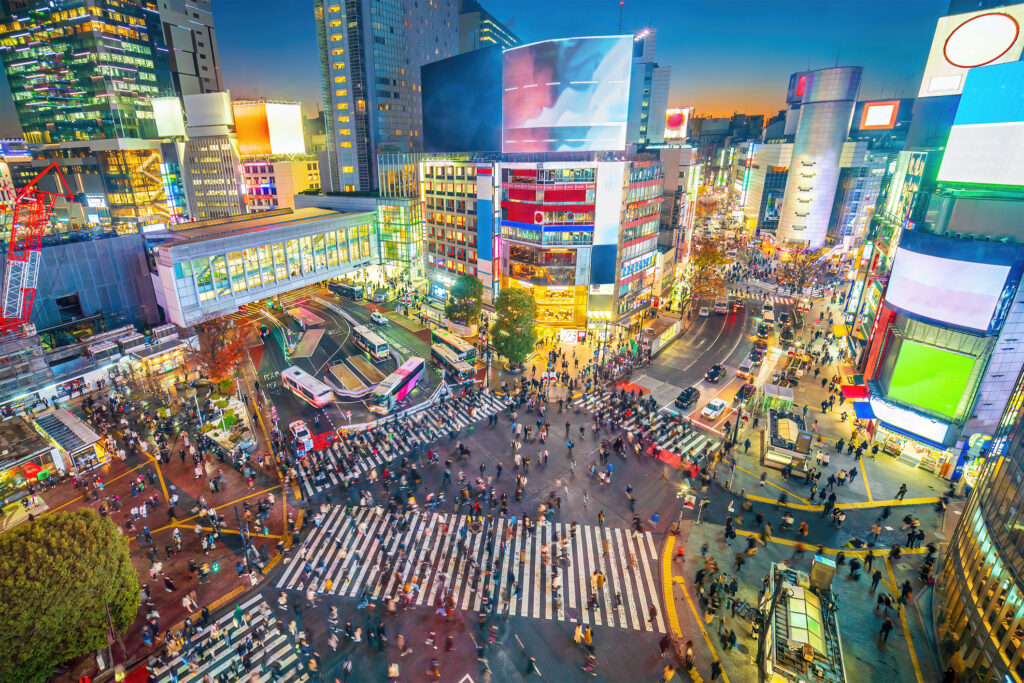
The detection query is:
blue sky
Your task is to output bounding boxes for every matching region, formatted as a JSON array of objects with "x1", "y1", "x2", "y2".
[{"x1": 0, "y1": 0, "x2": 949, "y2": 138}]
